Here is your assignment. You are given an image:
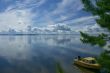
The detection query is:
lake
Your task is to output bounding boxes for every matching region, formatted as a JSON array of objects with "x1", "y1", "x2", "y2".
[{"x1": 0, "y1": 35, "x2": 103, "y2": 73}]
